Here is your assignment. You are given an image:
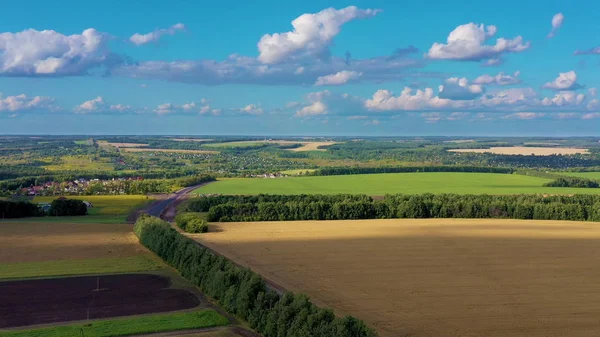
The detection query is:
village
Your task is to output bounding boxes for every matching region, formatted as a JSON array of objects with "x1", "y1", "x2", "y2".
[{"x1": 18, "y1": 177, "x2": 145, "y2": 196}]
